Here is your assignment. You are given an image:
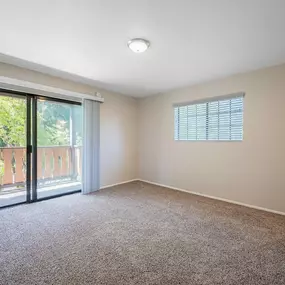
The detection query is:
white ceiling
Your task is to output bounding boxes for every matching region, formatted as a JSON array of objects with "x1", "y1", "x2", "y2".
[{"x1": 0, "y1": 0, "x2": 285, "y2": 97}]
